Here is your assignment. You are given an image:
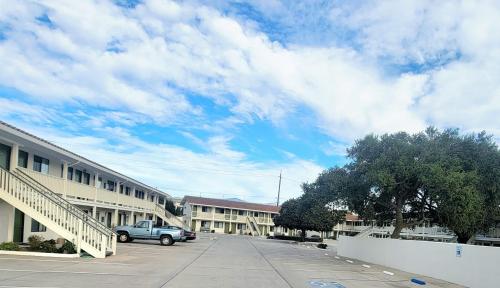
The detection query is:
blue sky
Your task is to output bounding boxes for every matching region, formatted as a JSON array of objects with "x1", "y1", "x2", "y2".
[{"x1": 0, "y1": 0, "x2": 499, "y2": 203}]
